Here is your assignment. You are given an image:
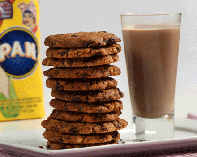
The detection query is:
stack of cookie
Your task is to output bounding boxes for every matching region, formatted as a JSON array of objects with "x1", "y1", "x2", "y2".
[{"x1": 41, "y1": 31, "x2": 128, "y2": 150}]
